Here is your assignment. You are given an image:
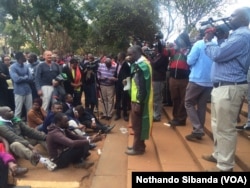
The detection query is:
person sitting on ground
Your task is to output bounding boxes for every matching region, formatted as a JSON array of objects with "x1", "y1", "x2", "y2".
[
  {"x1": 0, "y1": 106, "x2": 57, "y2": 171},
  {"x1": 71, "y1": 105, "x2": 115, "y2": 134},
  {"x1": 27, "y1": 98, "x2": 47, "y2": 130},
  {"x1": 43, "y1": 101, "x2": 87, "y2": 137},
  {"x1": 46, "y1": 112, "x2": 95, "y2": 169},
  {"x1": 62, "y1": 93, "x2": 74, "y2": 113},
  {"x1": 0, "y1": 136, "x2": 28, "y2": 188},
  {"x1": 41, "y1": 101, "x2": 64, "y2": 134},
  {"x1": 64, "y1": 106, "x2": 87, "y2": 136}
]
